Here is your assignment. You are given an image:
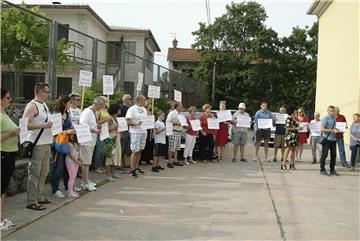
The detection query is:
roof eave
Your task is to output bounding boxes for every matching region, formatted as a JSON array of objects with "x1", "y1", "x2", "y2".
[{"x1": 307, "y1": 0, "x2": 333, "y2": 17}]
